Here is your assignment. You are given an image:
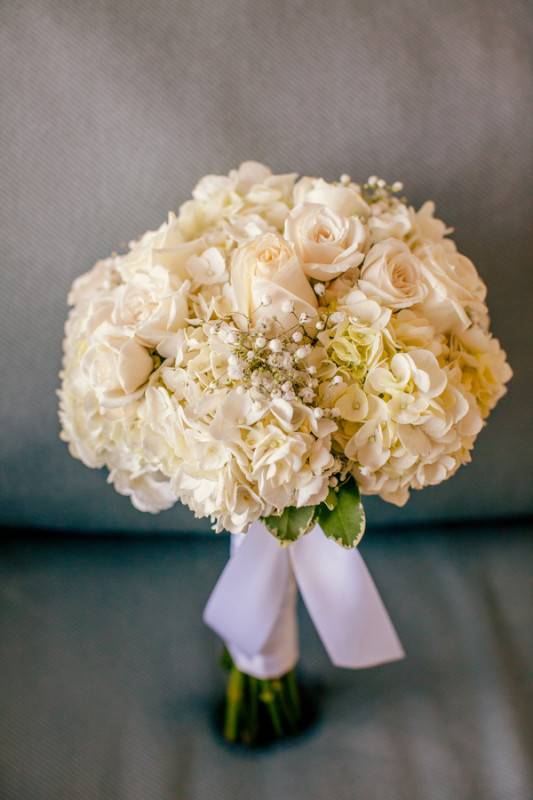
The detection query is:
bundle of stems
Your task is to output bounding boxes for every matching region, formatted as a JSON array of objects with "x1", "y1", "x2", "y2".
[{"x1": 220, "y1": 649, "x2": 303, "y2": 746}]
